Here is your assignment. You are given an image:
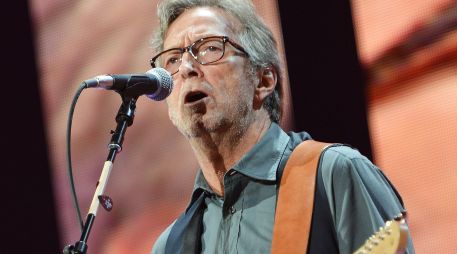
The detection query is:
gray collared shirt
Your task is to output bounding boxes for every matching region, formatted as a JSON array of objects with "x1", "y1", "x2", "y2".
[{"x1": 152, "y1": 123, "x2": 414, "y2": 254}]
